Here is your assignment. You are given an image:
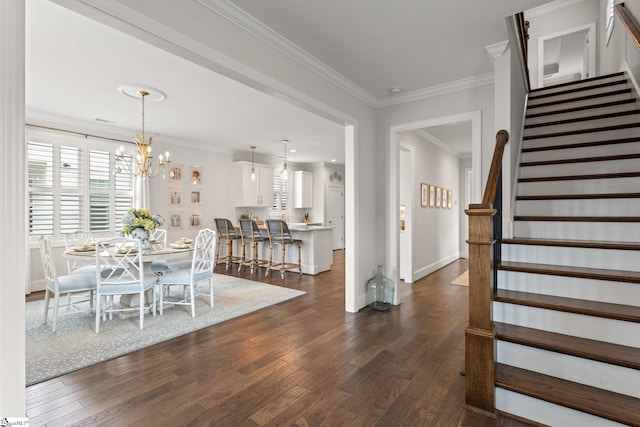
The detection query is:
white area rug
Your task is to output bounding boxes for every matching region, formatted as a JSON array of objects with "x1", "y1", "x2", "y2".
[{"x1": 26, "y1": 274, "x2": 305, "y2": 386}]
